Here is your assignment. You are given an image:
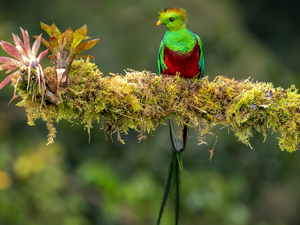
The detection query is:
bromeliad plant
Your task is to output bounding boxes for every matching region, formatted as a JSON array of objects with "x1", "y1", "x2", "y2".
[
  {"x1": 0, "y1": 27, "x2": 48, "y2": 99},
  {"x1": 36, "y1": 23, "x2": 99, "y2": 91}
]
